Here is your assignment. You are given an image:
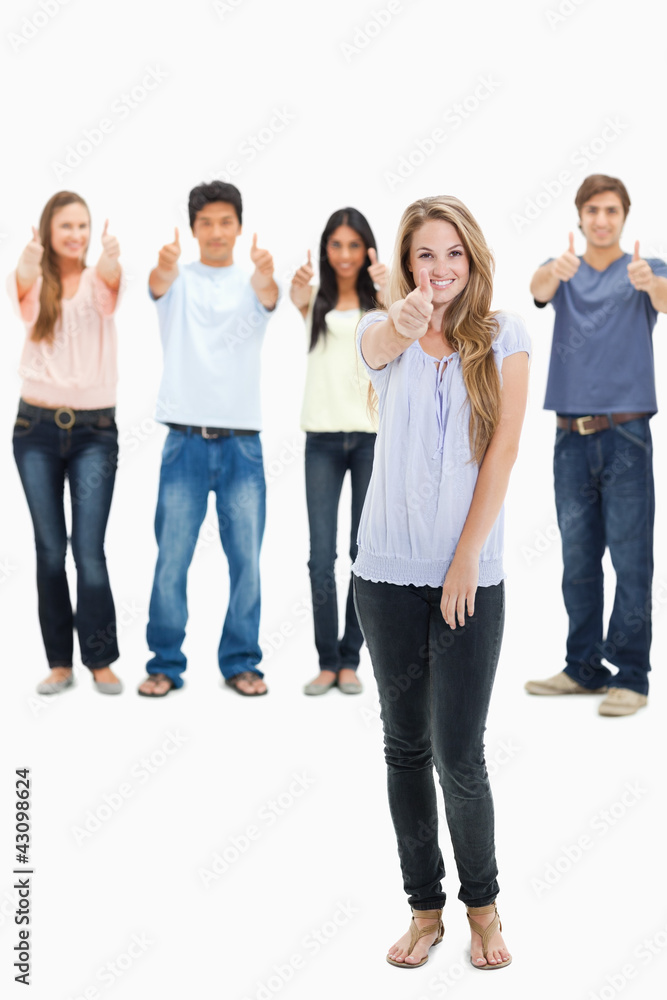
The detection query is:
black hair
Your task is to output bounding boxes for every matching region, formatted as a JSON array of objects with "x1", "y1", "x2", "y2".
[
  {"x1": 310, "y1": 207, "x2": 379, "y2": 351},
  {"x1": 188, "y1": 181, "x2": 243, "y2": 228}
]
